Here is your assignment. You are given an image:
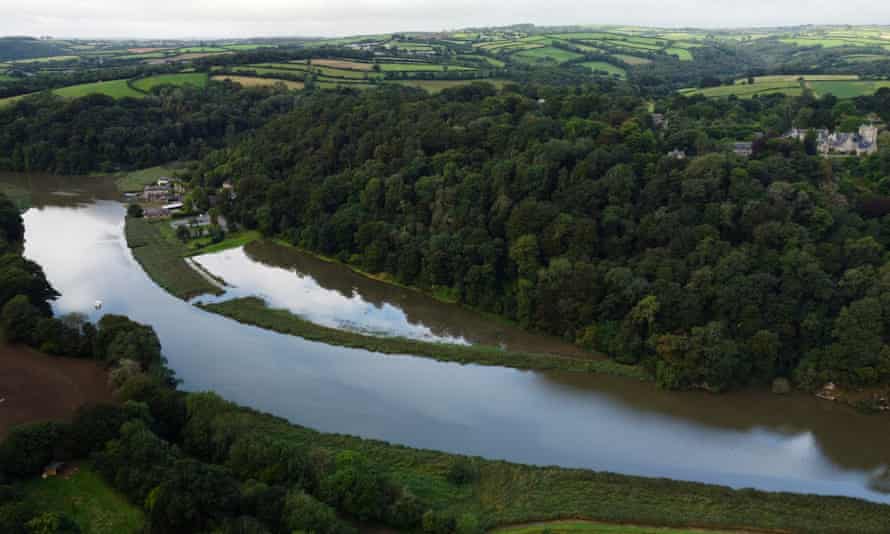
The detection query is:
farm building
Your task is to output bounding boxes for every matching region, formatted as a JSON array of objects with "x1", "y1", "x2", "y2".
[{"x1": 142, "y1": 184, "x2": 172, "y2": 202}]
